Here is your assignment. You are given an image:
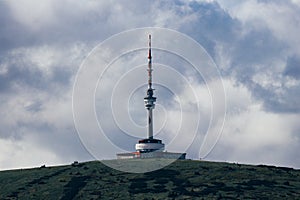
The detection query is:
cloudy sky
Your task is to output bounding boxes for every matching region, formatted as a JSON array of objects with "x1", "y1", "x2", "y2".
[{"x1": 1, "y1": 0, "x2": 300, "y2": 170}]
